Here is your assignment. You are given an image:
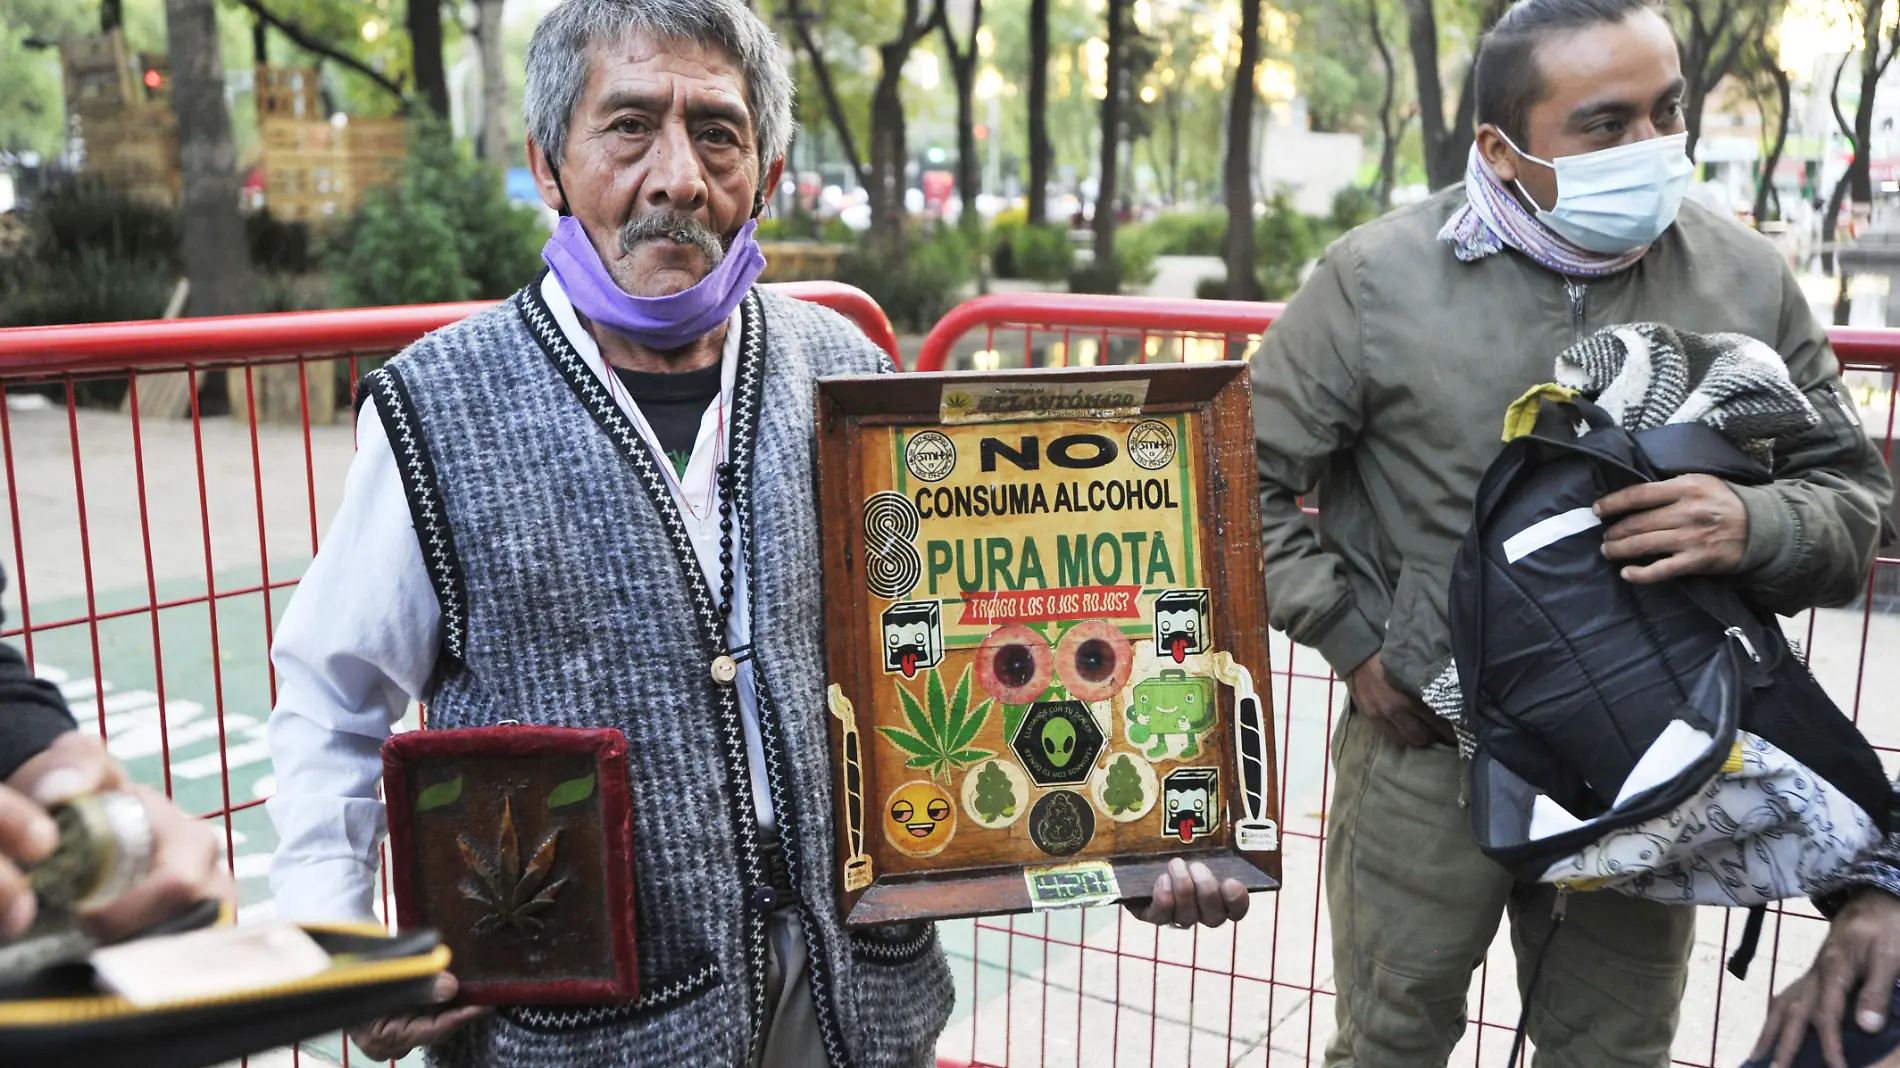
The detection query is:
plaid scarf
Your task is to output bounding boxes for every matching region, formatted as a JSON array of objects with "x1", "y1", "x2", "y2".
[{"x1": 1437, "y1": 144, "x2": 1650, "y2": 278}]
